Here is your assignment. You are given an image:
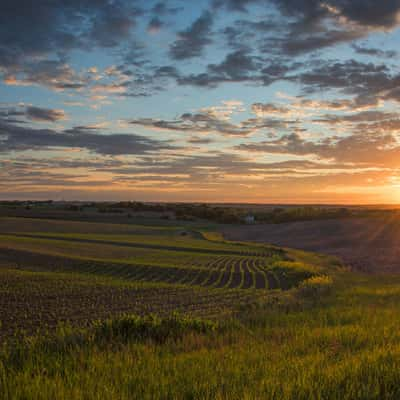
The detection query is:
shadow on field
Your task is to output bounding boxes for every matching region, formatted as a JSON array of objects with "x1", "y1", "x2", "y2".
[{"x1": 222, "y1": 216, "x2": 400, "y2": 273}]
